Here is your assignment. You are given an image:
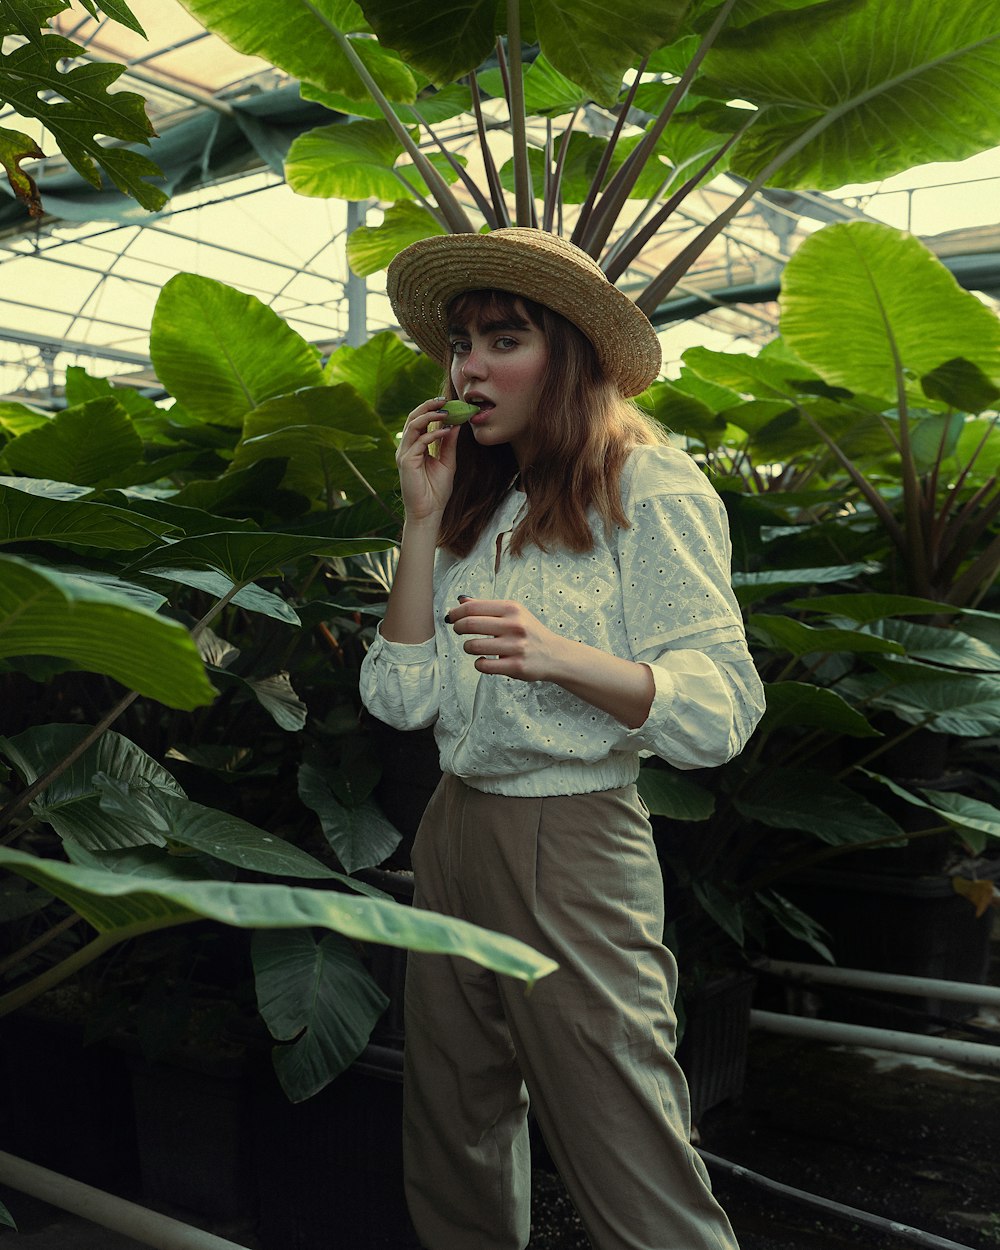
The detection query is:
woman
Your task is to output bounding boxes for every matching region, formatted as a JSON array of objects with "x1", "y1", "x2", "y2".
[{"x1": 360, "y1": 228, "x2": 764, "y2": 1250}]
